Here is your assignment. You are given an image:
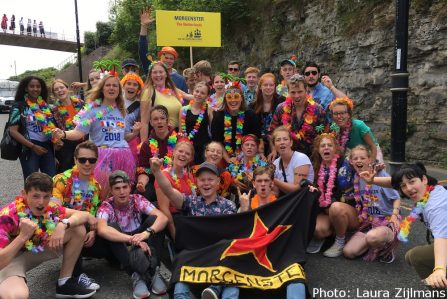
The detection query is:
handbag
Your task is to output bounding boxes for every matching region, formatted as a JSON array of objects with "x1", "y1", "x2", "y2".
[{"x1": 1, "y1": 124, "x2": 22, "y2": 160}]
